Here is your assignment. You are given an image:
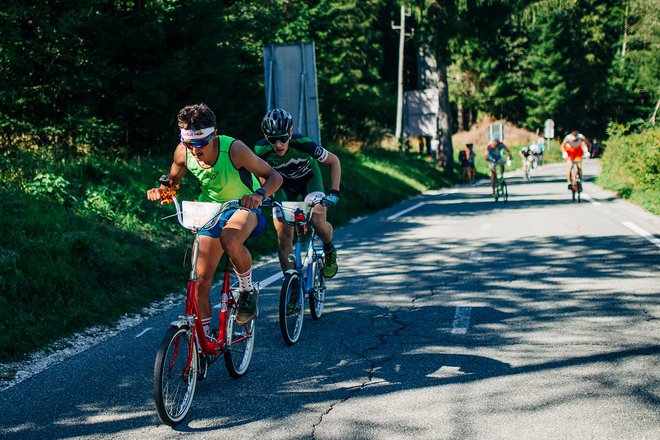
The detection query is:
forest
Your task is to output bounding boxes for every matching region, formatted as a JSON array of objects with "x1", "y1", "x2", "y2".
[{"x1": 0, "y1": 0, "x2": 657, "y2": 157}]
